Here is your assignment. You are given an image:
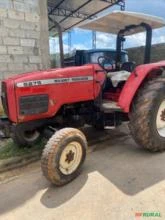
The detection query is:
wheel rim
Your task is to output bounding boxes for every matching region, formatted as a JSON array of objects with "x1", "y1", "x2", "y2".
[
  {"x1": 23, "y1": 130, "x2": 40, "y2": 142},
  {"x1": 156, "y1": 100, "x2": 165, "y2": 137},
  {"x1": 59, "y1": 141, "x2": 83, "y2": 175}
]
